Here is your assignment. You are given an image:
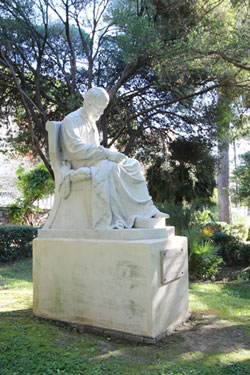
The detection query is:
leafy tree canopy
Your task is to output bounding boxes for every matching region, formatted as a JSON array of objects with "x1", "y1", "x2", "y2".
[
  {"x1": 232, "y1": 151, "x2": 250, "y2": 208},
  {"x1": 0, "y1": 0, "x2": 249, "y2": 177},
  {"x1": 146, "y1": 136, "x2": 216, "y2": 204}
]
